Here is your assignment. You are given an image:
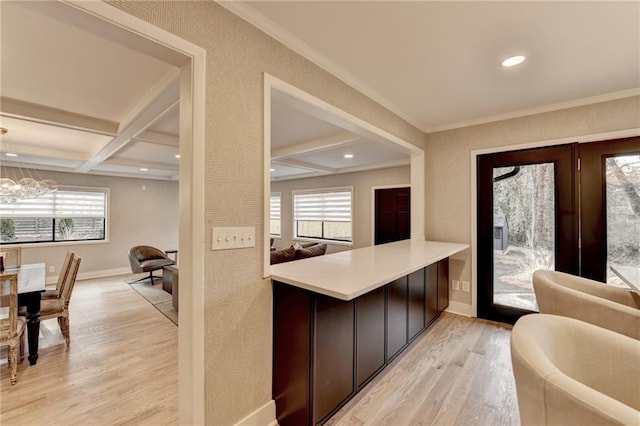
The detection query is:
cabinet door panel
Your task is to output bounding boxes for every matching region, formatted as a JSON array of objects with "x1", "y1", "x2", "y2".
[
  {"x1": 356, "y1": 287, "x2": 385, "y2": 389},
  {"x1": 425, "y1": 263, "x2": 438, "y2": 326},
  {"x1": 314, "y1": 296, "x2": 355, "y2": 424},
  {"x1": 438, "y1": 259, "x2": 449, "y2": 313},
  {"x1": 386, "y1": 276, "x2": 408, "y2": 360},
  {"x1": 273, "y1": 283, "x2": 311, "y2": 426},
  {"x1": 408, "y1": 268, "x2": 425, "y2": 340}
]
